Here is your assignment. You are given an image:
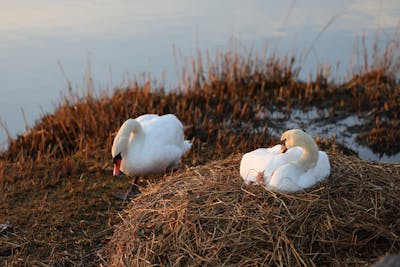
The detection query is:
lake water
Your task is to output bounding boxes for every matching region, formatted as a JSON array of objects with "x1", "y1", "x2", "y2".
[{"x1": 1, "y1": 0, "x2": 399, "y2": 159}]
